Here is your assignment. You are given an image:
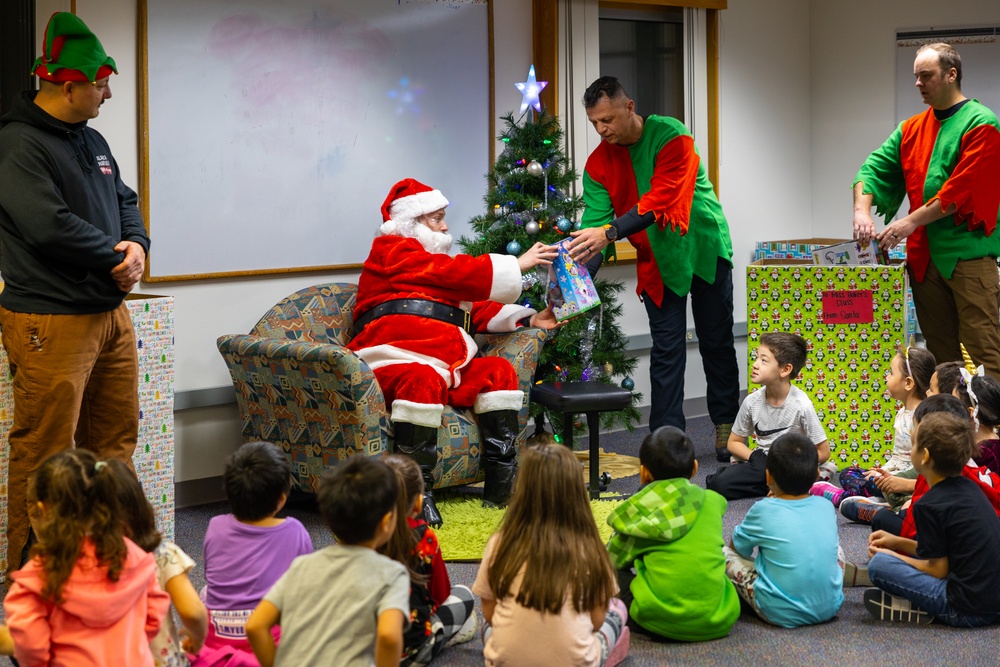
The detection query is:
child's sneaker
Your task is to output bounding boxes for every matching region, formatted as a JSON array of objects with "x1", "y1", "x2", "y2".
[
  {"x1": 840, "y1": 495, "x2": 890, "y2": 524},
  {"x1": 863, "y1": 588, "x2": 933, "y2": 624},
  {"x1": 818, "y1": 460, "x2": 838, "y2": 483},
  {"x1": 843, "y1": 560, "x2": 873, "y2": 587},
  {"x1": 809, "y1": 481, "x2": 845, "y2": 507},
  {"x1": 604, "y1": 626, "x2": 631, "y2": 667},
  {"x1": 445, "y1": 611, "x2": 479, "y2": 647}
]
